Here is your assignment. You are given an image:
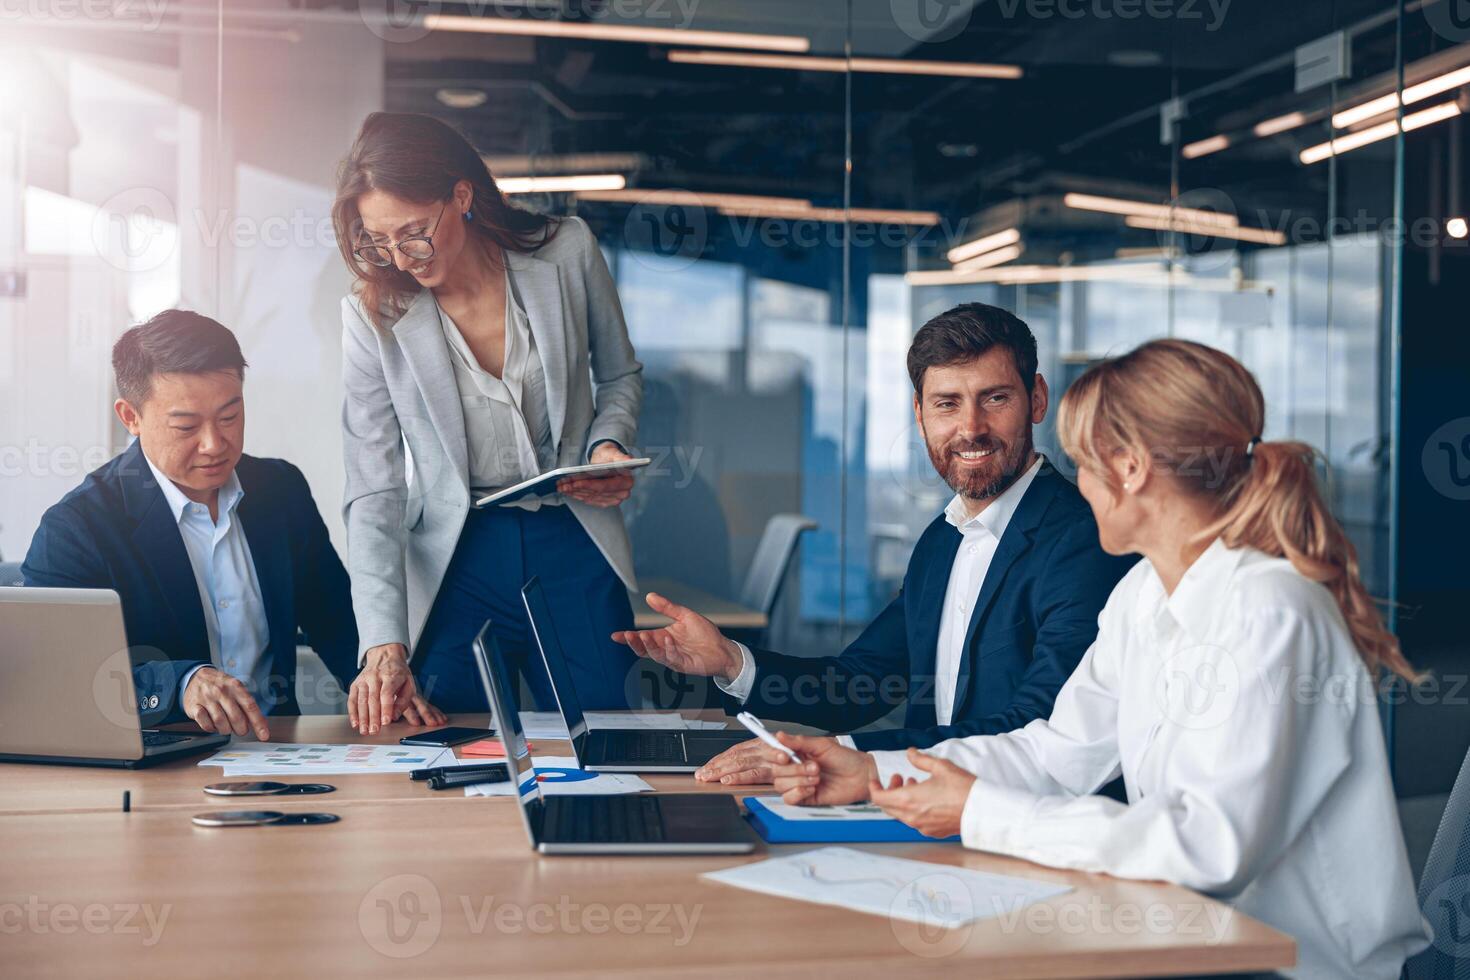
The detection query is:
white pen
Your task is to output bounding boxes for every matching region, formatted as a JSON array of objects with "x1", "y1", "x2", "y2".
[{"x1": 735, "y1": 711, "x2": 803, "y2": 765}]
